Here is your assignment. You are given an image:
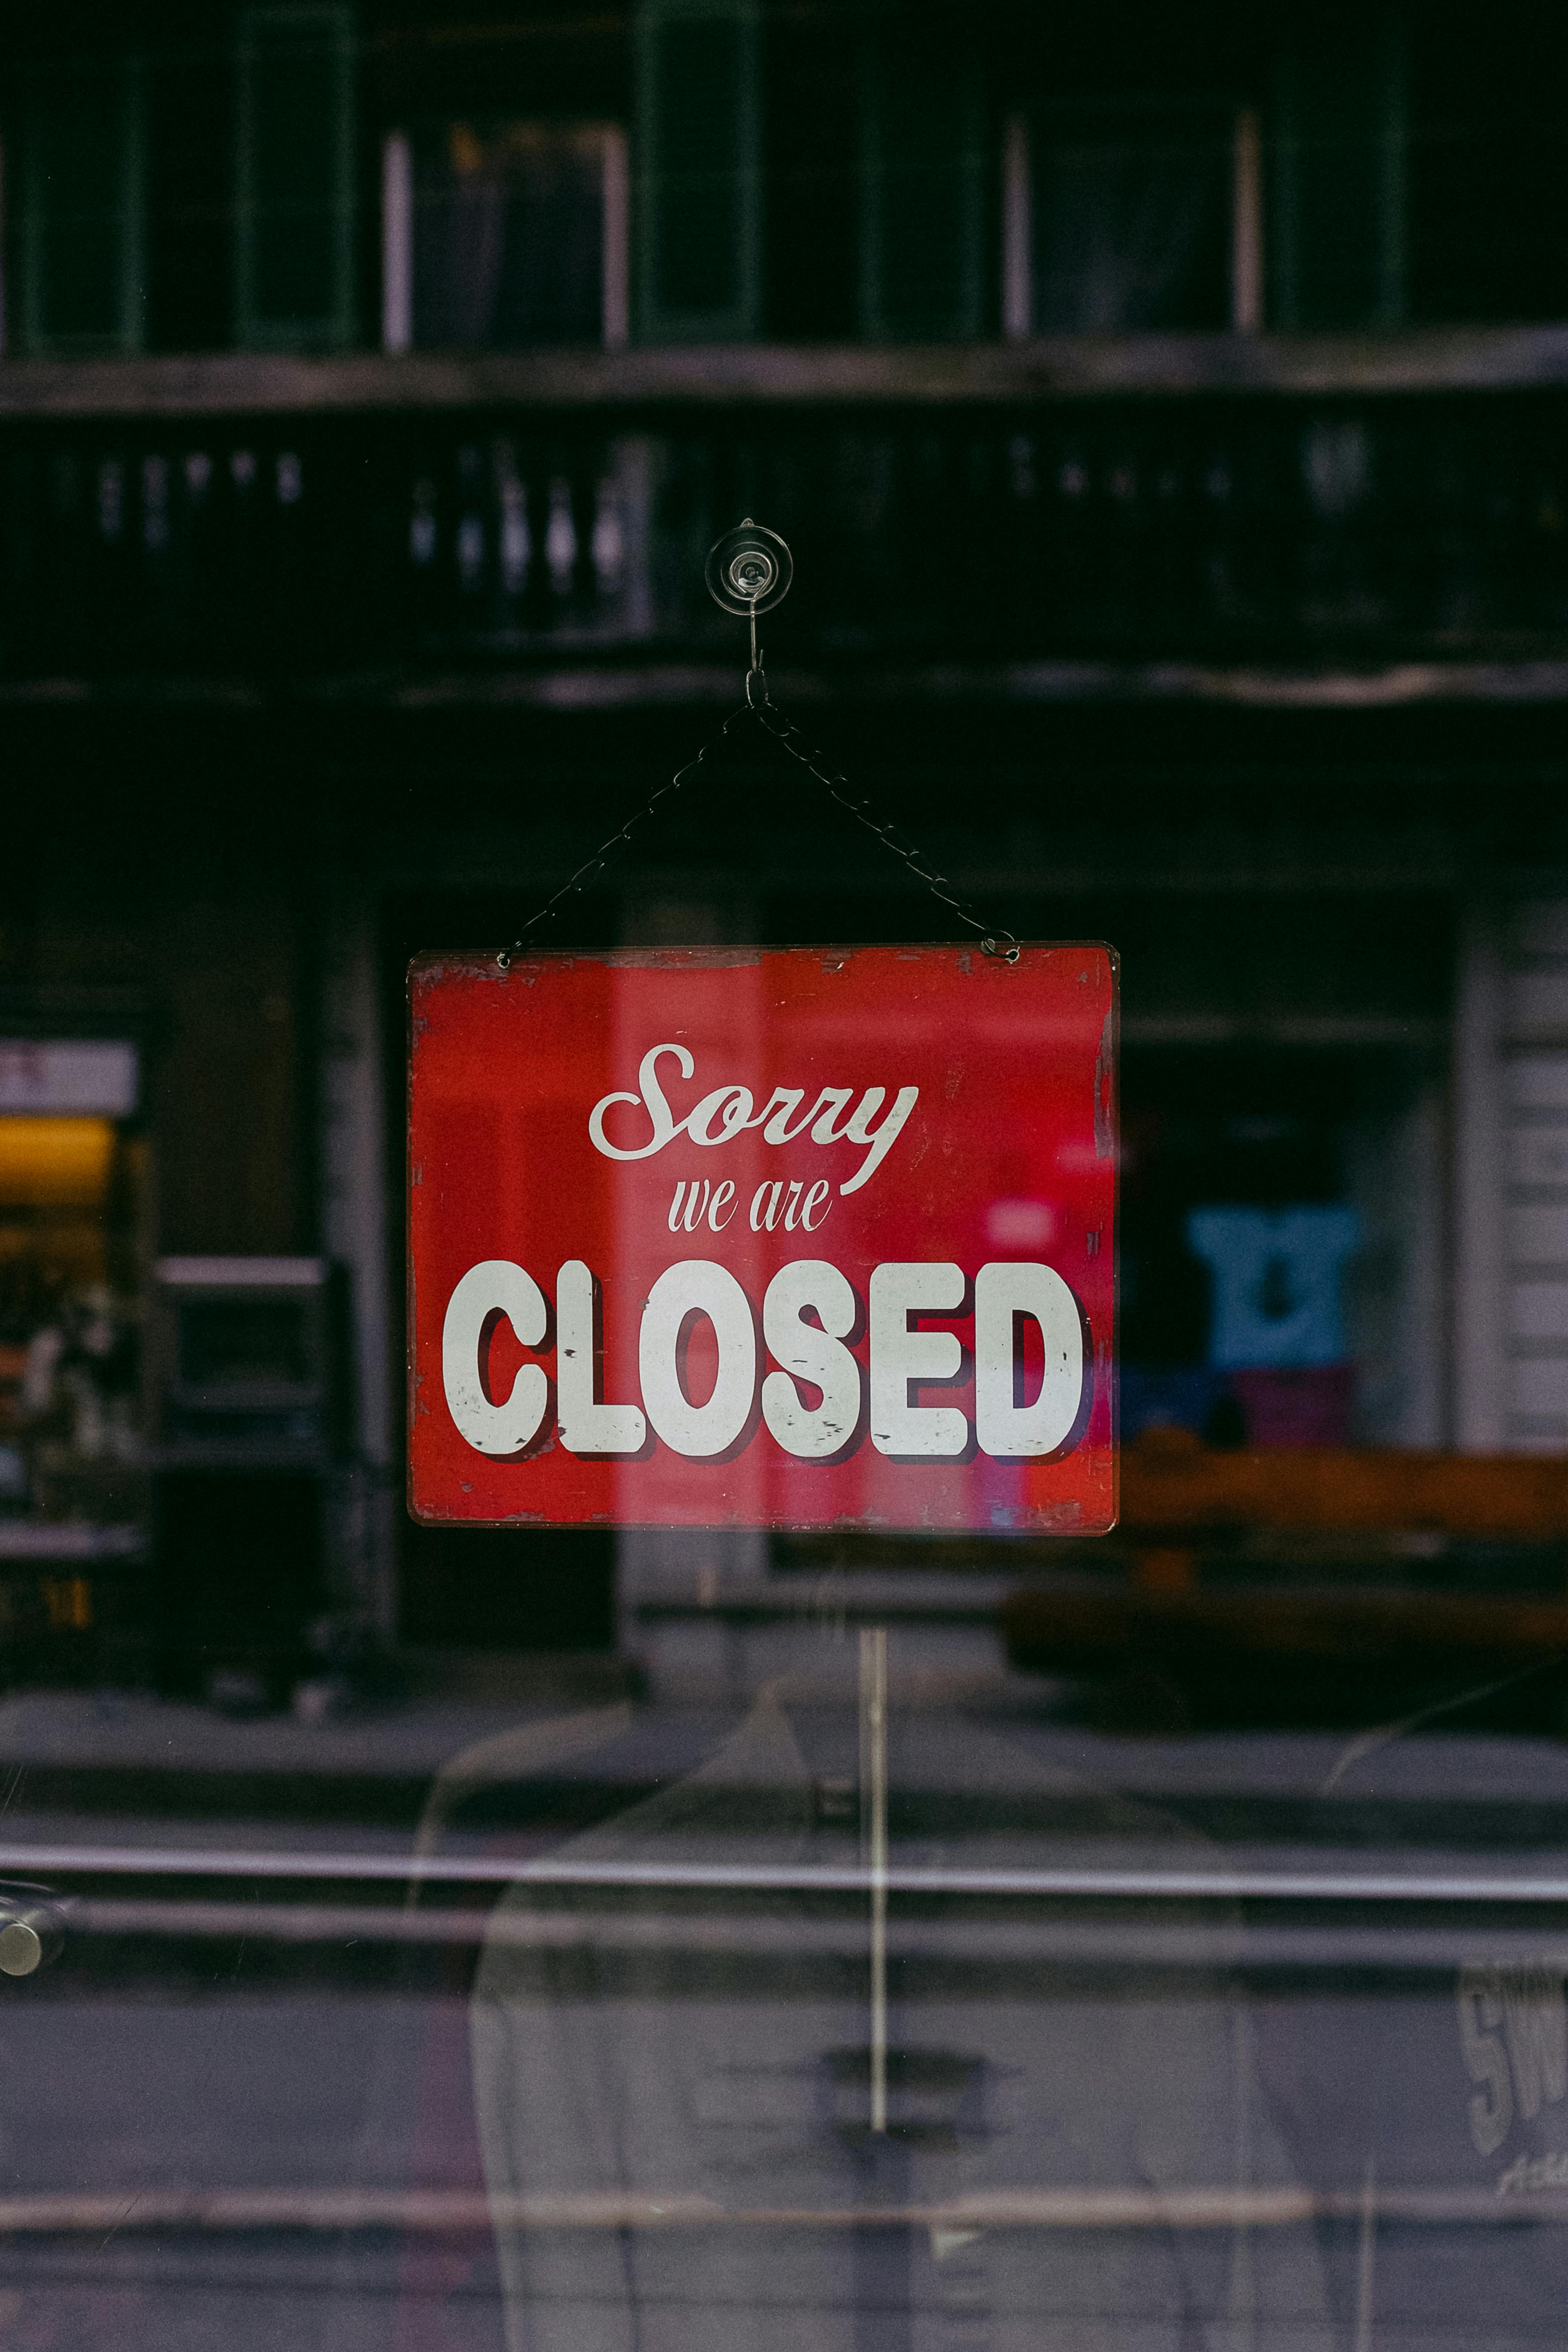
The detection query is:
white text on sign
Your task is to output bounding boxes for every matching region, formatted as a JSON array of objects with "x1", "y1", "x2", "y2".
[
  {"x1": 441, "y1": 1257, "x2": 1088, "y2": 1464},
  {"x1": 589, "y1": 1044, "x2": 919, "y2": 1196}
]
